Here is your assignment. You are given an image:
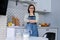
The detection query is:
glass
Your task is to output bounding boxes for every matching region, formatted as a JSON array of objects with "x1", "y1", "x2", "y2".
[{"x1": 23, "y1": 29, "x2": 30, "y2": 40}]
